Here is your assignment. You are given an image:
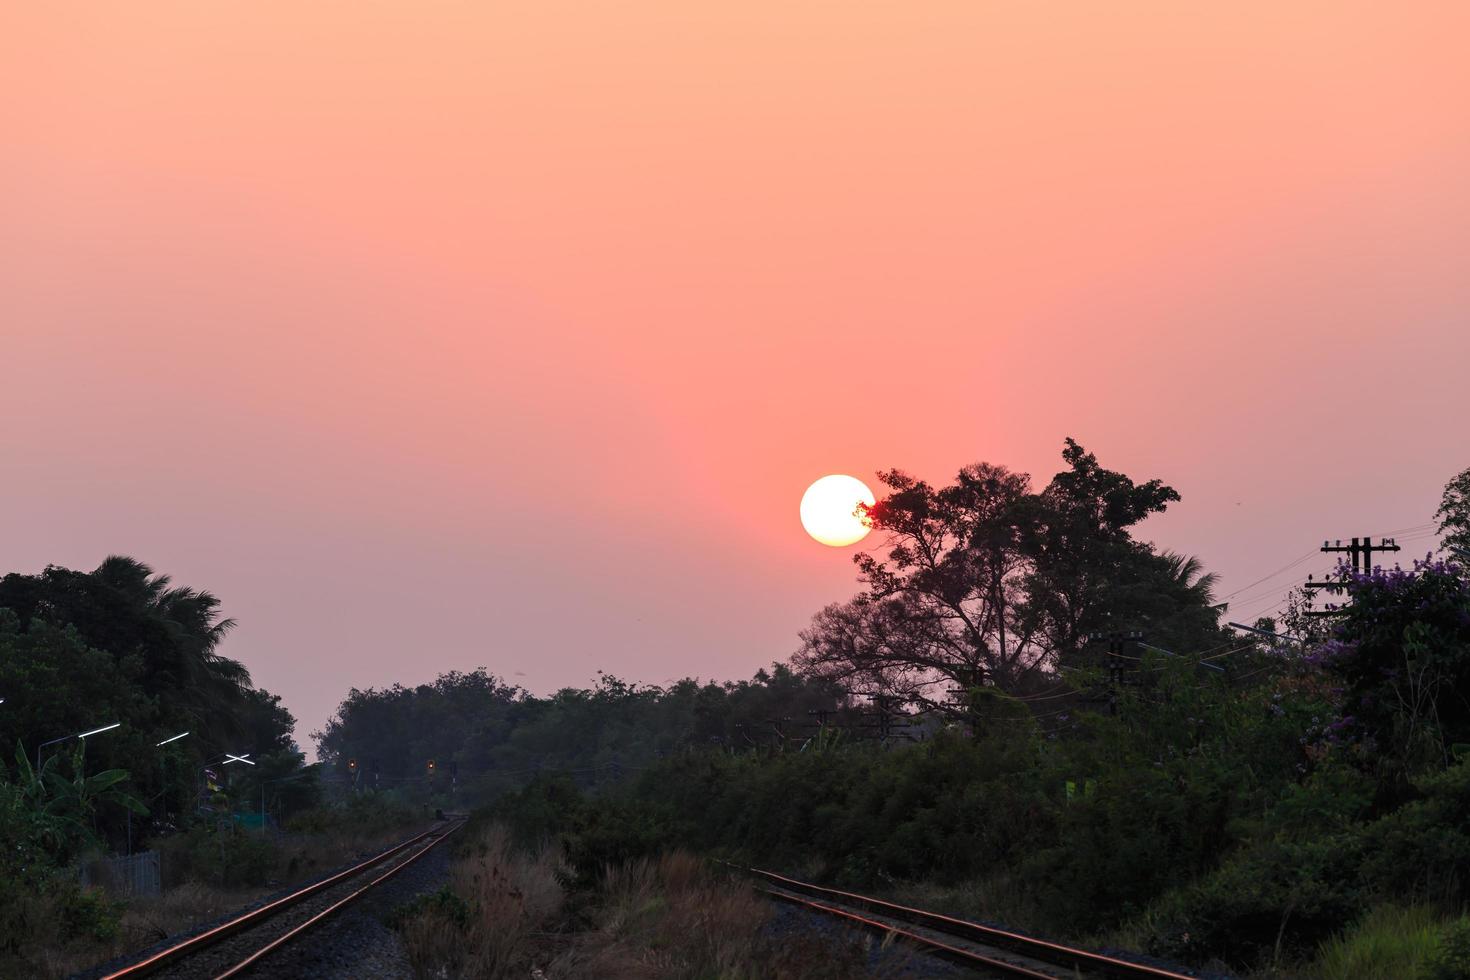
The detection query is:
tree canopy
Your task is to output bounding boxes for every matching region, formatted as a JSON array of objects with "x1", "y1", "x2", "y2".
[
  {"x1": 1438, "y1": 464, "x2": 1470, "y2": 561},
  {"x1": 793, "y1": 439, "x2": 1227, "y2": 714},
  {"x1": 0, "y1": 557, "x2": 306, "y2": 854}
]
